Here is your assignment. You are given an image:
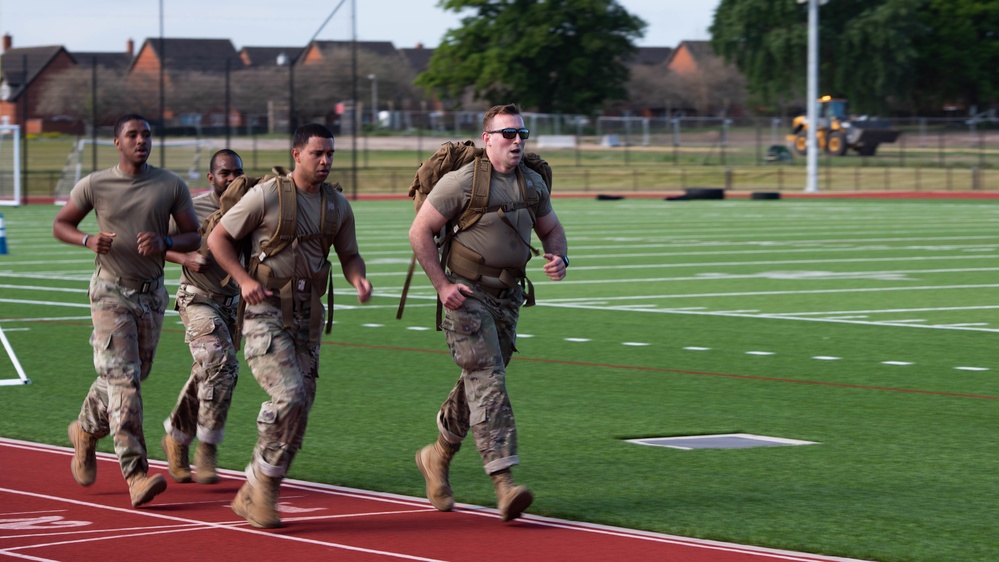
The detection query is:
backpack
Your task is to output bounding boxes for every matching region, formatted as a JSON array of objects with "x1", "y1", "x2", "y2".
[
  {"x1": 198, "y1": 166, "x2": 290, "y2": 265},
  {"x1": 202, "y1": 166, "x2": 344, "y2": 345},
  {"x1": 397, "y1": 140, "x2": 553, "y2": 323}
]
